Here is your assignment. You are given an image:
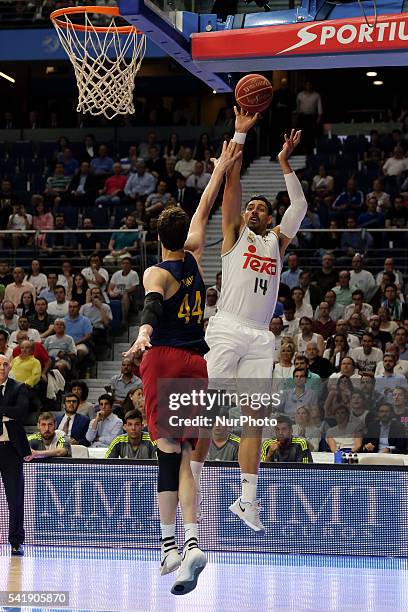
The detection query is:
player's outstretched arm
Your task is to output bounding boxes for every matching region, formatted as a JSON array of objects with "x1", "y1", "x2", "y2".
[
  {"x1": 221, "y1": 107, "x2": 259, "y2": 252},
  {"x1": 276, "y1": 129, "x2": 307, "y2": 254},
  {"x1": 123, "y1": 267, "x2": 168, "y2": 358},
  {"x1": 184, "y1": 139, "x2": 242, "y2": 262}
]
